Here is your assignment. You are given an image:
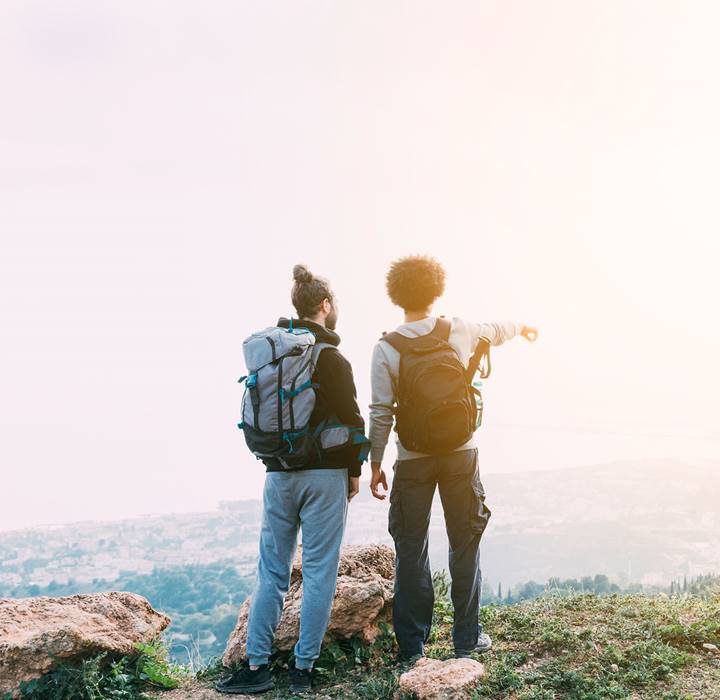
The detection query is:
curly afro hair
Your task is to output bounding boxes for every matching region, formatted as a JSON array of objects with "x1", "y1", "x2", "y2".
[{"x1": 385, "y1": 255, "x2": 446, "y2": 311}]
